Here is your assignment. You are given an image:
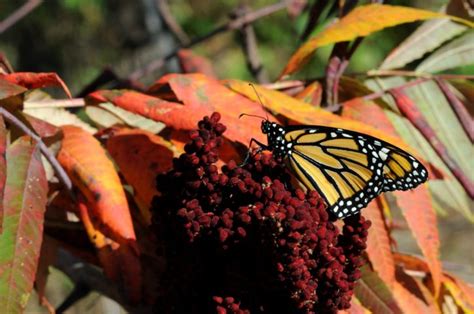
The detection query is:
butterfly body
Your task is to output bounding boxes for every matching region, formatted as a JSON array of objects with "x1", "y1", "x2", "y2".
[{"x1": 260, "y1": 120, "x2": 428, "y2": 218}]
